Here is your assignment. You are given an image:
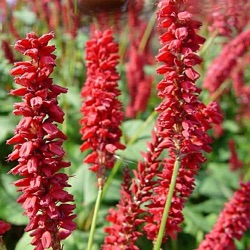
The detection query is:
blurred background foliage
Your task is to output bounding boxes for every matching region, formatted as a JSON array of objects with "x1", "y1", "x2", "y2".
[{"x1": 0, "y1": 0, "x2": 250, "y2": 249}]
